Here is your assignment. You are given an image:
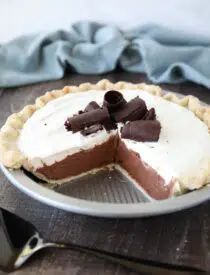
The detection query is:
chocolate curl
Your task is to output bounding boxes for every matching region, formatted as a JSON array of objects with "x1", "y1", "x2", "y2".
[
  {"x1": 121, "y1": 120, "x2": 161, "y2": 142},
  {"x1": 113, "y1": 96, "x2": 147, "y2": 123},
  {"x1": 78, "y1": 110, "x2": 85, "y2": 115},
  {"x1": 81, "y1": 124, "x2": 103, "y2": 136},
  {"x1": 143, "y1": 108, "x2": 156, "y2": 120},
  {"x1": 103, "y1": 118, "x2": 117, "y2": 131},
  {"x1": 67, "y1": 108, "x2": 110, "y2": 133},
  {"x1": 84, "y1": 101, "x2": 100, "y2": 112},
  {"x1": 64, "y1": 118, "x2": 72, "y2": 131},
  {"x1": 103, "y1": 90, "x2": 127, "y2": 112}
]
